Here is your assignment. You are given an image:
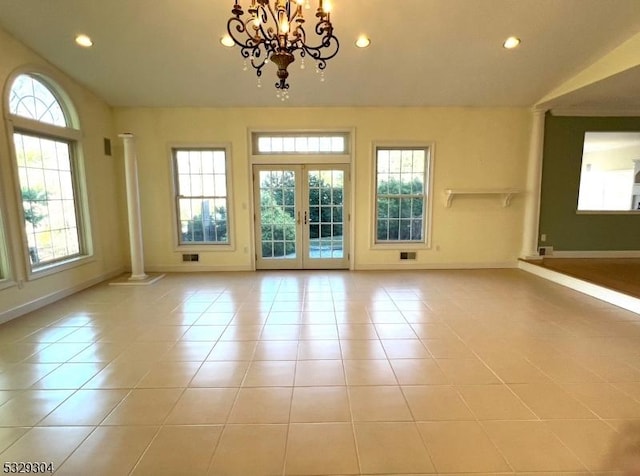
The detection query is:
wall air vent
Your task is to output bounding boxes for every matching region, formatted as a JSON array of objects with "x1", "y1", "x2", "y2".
[
  {"x1": 182, "y1": 253, "x2": 199, "y2": 262},
  {"x1": 400, "y1": 251, "x2": 417, "y2": 260},
  {"x1": 103, "y1": 138, "x2": 112, "y2": 156}
]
